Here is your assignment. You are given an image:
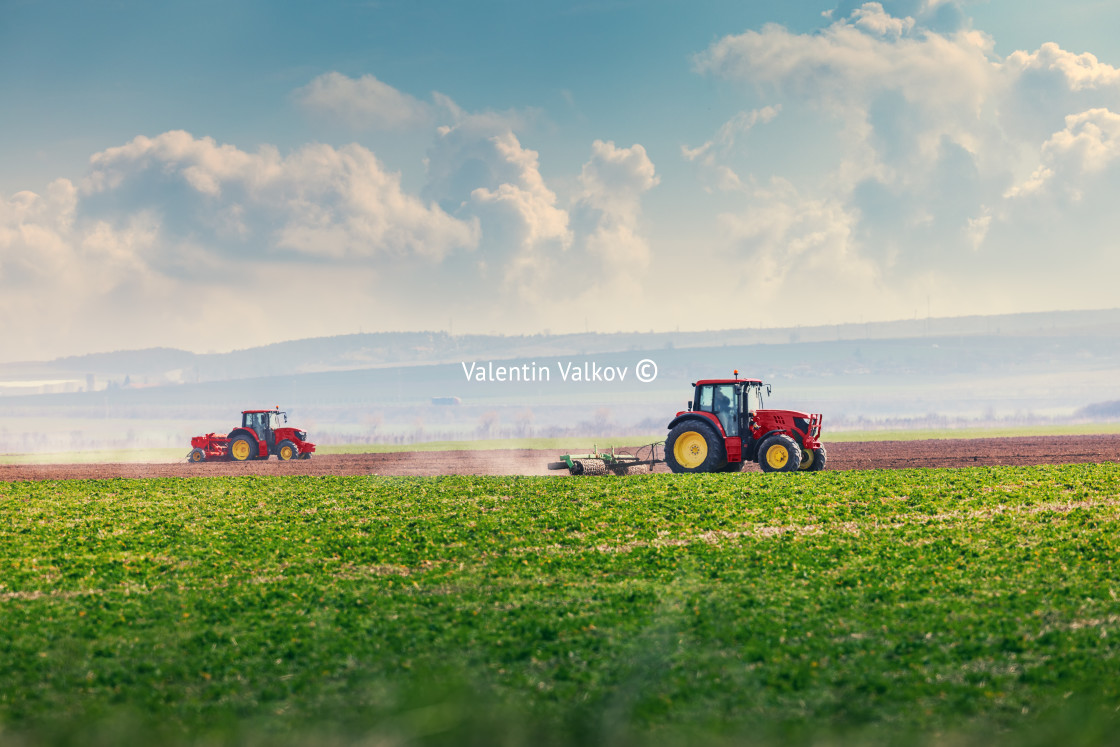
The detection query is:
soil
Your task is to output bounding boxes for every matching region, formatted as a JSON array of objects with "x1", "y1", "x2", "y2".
[{"x1": 3, "y1": 434, "x2": 1120, "y2": 482}]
